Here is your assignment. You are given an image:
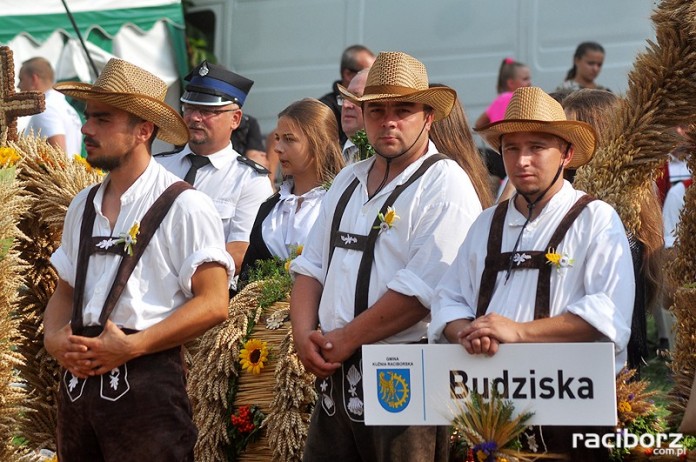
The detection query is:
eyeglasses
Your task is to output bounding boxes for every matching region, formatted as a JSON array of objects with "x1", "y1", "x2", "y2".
[{"x1": 181, "y1": 104, "x2": 238, "y2": 118}]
